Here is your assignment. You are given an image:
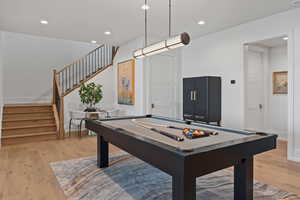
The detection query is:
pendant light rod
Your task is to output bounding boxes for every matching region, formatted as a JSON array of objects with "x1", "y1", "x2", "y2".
[
  {"x1": 145, "y1": 0, "x2": 148, "y2": 46},
  {"x1": 133, "y1": 0, "x2": 190, "y2": 59},
  {"x1": 169, "y1": 0, "x2": 171, "y2": 37}
]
